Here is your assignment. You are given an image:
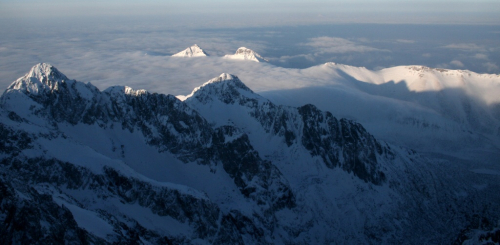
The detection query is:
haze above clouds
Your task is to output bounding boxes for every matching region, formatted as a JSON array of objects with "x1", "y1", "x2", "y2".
[
  {"x1": 2, "y1": 0, "x2": 499, "y2": 19},
  {"x1": 0, "y1": 0, "x2": 499, "y2": 94}
]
